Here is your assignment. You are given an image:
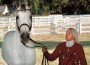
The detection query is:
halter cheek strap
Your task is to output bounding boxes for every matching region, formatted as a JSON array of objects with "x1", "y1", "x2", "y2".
[
  {"x1": 17, "y1": 23, "x2": 32, "y2": 33},
  {"x1": 16, "y1": 21, "x2": 32, "y2": 33},
  {"x1": 16, "y1": 16, "x2": 32, "y2": 33}
]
